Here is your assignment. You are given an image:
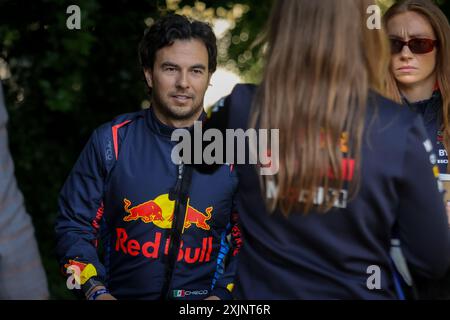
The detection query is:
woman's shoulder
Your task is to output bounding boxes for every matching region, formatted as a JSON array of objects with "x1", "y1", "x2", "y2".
[
  {"x1": 367, "y1": 91, "x2": 421, "y2": 130},
  {"x1": 228, "y1": 83, "x2": 258, "y2": 108},
  {"x1": 224, "y1": 83, "x2": 258, "y2": 130}
]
